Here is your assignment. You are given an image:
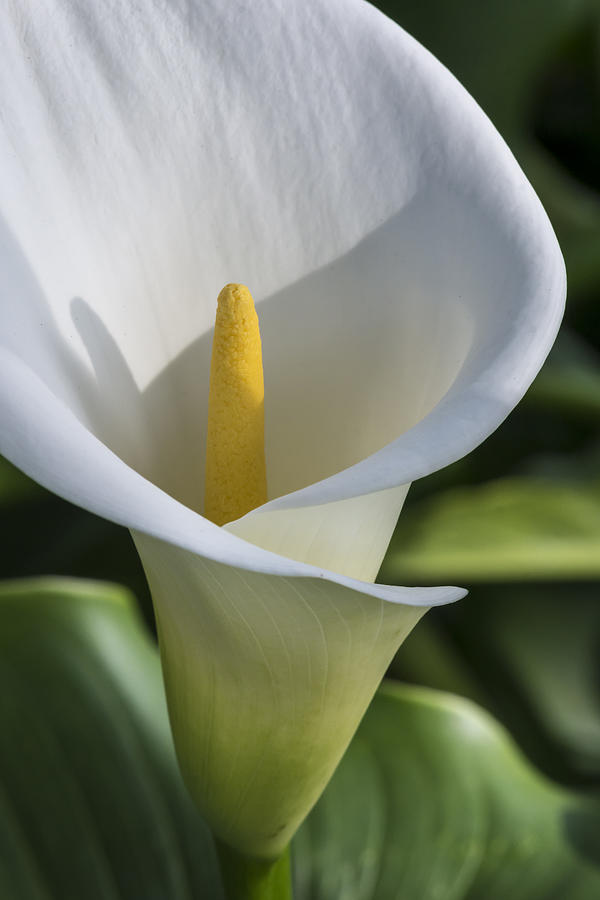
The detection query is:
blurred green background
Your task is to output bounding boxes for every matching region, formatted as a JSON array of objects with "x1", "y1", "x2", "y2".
[{"x1": 1, "y1": 1, "x2": 600, "y2": 895}]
